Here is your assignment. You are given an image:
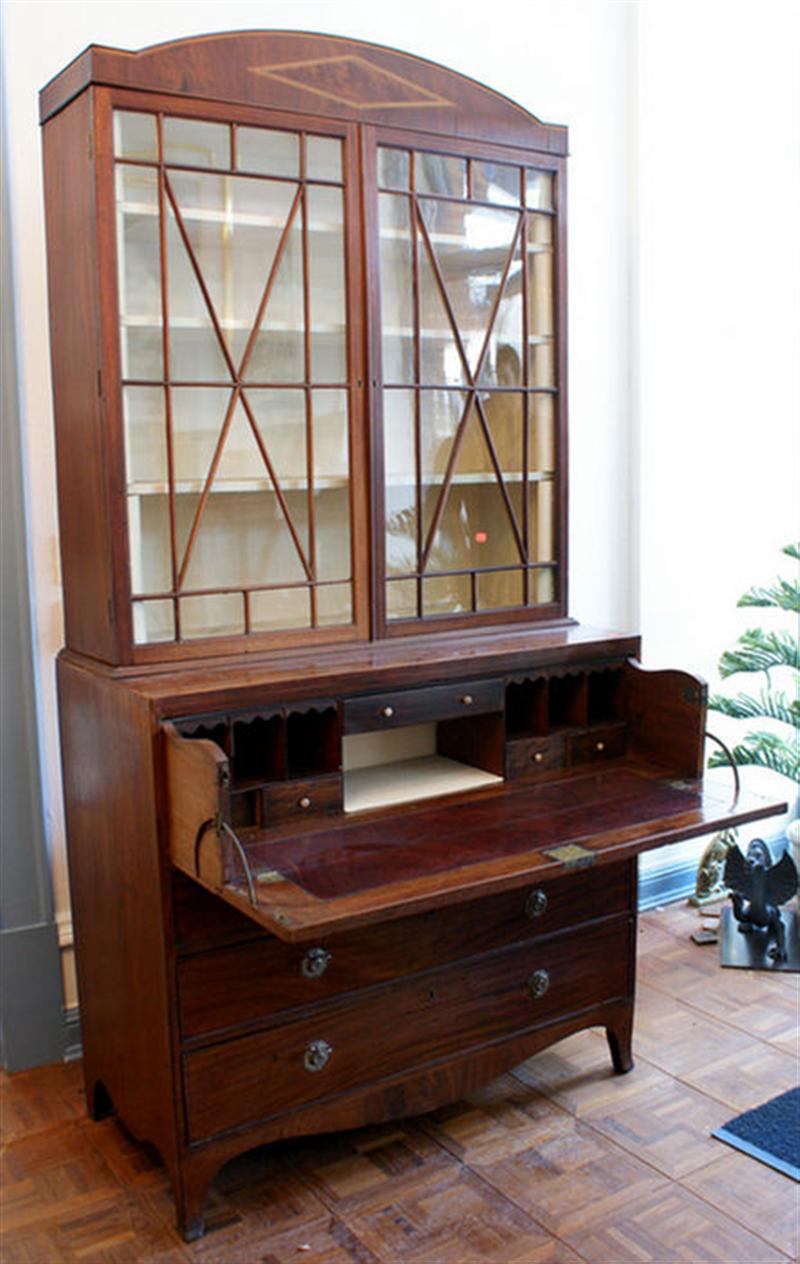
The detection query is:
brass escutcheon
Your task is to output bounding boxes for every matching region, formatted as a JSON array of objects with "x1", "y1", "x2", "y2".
[
  {"x1": 304, "y1": 1039, "x2": 332, "y2": 1072},
  {"x1": 527, "y1": 968, "x2": 550, "y2": 999},
  {"x1": 301, "y1": 946, "x2": 331, "y2": 979},
  {"x1": 525, "y1": 889, "x2": 548, "y2": 919}
]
